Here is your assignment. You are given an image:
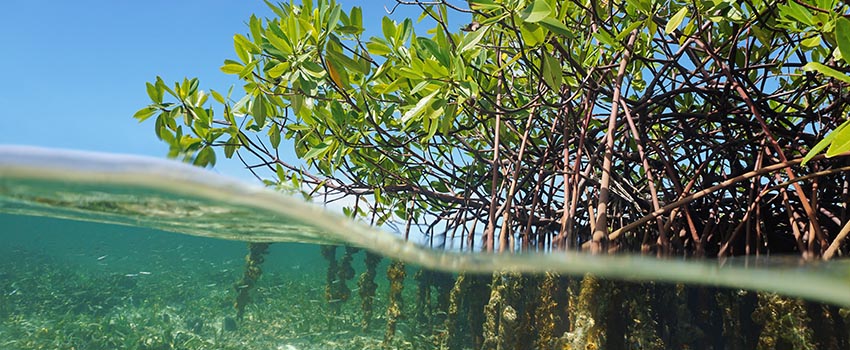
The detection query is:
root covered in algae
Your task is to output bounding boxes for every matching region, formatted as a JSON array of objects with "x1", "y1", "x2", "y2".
[
  {"x1": 442, "y1": 272, "x2": 468, "y2": 348},
  {"x1": 413, "y1": 269, "x2": 455, "y2": 337},
  {"x1": 383, "y1": 259, "x2": 406, "y2": 348},
  {"x1": 320, "y1": 245, "x2": 346, "y2": 312},
  {"x1": 336, "y1": 246, "x2": 359, "y2": 302},
  {"x1": 358, "y1": 251, "x2": 380, "y2": 330},
  {"x1": 482, "y1": 271, "x2": 523, "y2": 350},
  {"x1": 562, "y1": 274, "x2": 608, "y2": 350},
  {"x1": 233, "y1": 242, "x2": 270, "y2": 321},
  {"x1": 534, "y1": 272, "x2": 569, "y2": 349},
  {"x1": 309, "y1": 248, "x2": 850, "y2": 349},
  {"x1": 414, "y1": 269, "x2": 432, "y2": 325},
  {"x1": 752, "y1": 293, "x2": 814, "y2": 350}
]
